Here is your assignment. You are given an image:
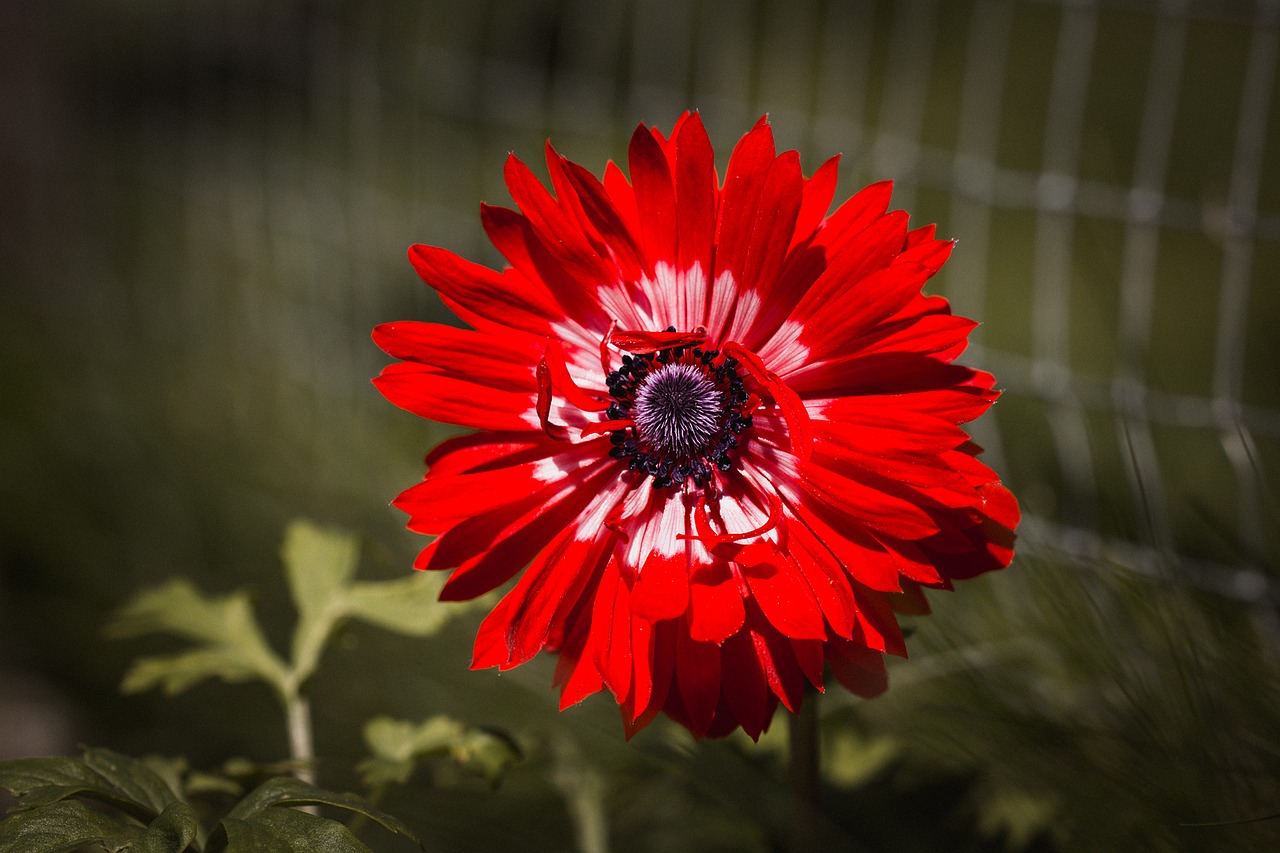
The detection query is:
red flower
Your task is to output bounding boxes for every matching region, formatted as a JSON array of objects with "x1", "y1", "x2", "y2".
[{"x1": 374, "y1": 114, "x2": 1018, "y2": 740}]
